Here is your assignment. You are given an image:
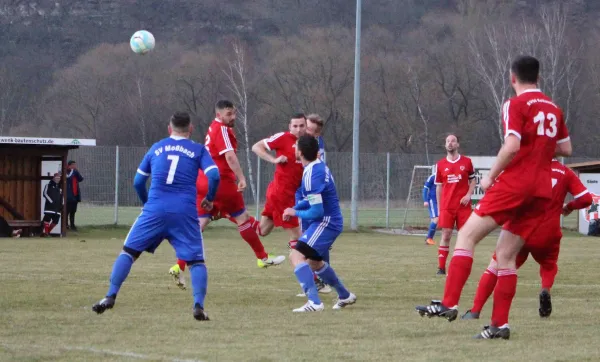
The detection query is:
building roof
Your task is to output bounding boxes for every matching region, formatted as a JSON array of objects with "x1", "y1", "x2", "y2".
[
  {"x1": 566, "y1": 160, "x2": 600, "y2": 172},
  {"x1": 0, "y1": 136, "x2": 96, "y2": 146}
]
